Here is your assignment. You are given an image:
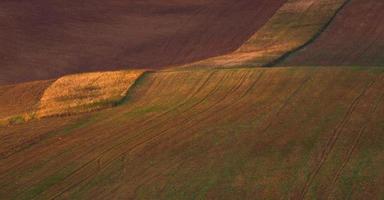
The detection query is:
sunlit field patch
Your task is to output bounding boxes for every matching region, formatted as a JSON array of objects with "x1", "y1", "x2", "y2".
[{"x1": 37, "y1": 70, "x2": 144, "y2": 117}]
